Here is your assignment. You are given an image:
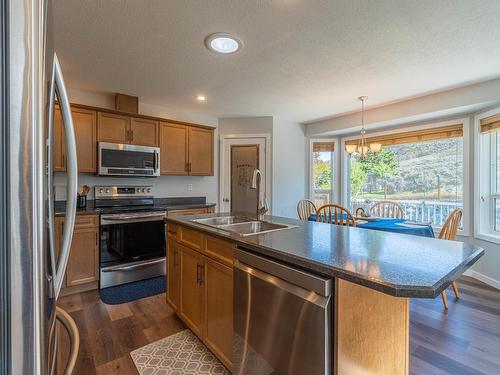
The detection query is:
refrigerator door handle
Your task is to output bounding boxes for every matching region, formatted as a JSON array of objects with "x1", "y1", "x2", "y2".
[{"x1": 48, "y1": 54, "x2": 78, "y2": 299}]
